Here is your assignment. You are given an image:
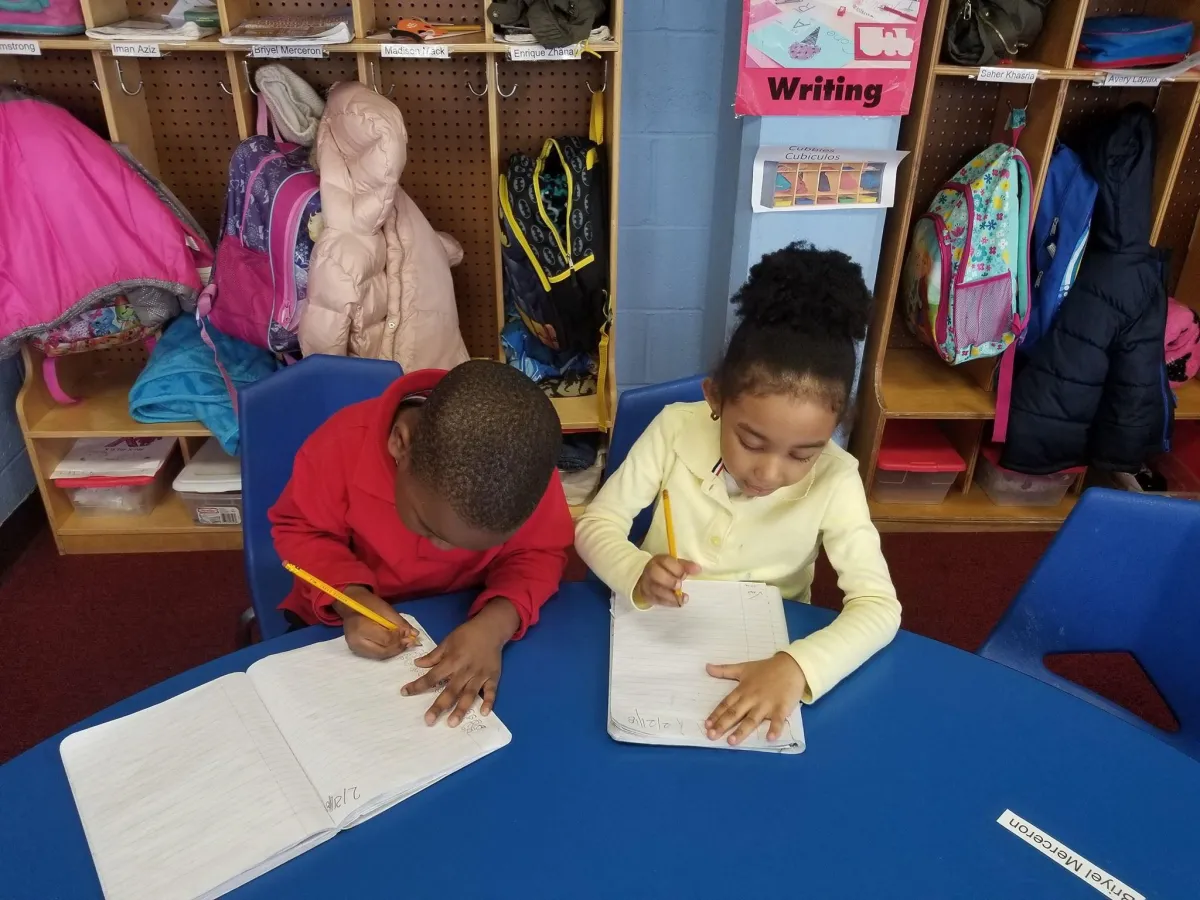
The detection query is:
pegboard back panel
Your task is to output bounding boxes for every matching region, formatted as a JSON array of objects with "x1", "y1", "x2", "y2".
[
  {"x1": 3, "y1": 53, "x2": 108, "y2": 139},
  {"x1": 241, "y1": 0, "x2": 352, "y2": 19},
  {"x1": 140, "y1": 55, "x2": 241, "y2": 241},
  {"x1": 1057, "y1": 81, "x2": 1157, "y2": 147},
  {"x1": 244, "y1": 54, "x2": 357, "y2": 94},
  {"x1": 379, "y1": 55, "x2": 496, "y2": 358},
  {"x1": 497, "y1": 57, "x2": 606, "y2": 160},
  {"x1": 911, "y1": 78, "x2": 1001, "y2": 216},
  {"x1": 125, "y1": 0, "x2": 176, "y2": 18},
  {"x1": 374, "y1": 0, "x2": 484, "y2": 28},
  {"x1": 1085, "y1": 0, "x2": 1200, "y2": 15}
]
